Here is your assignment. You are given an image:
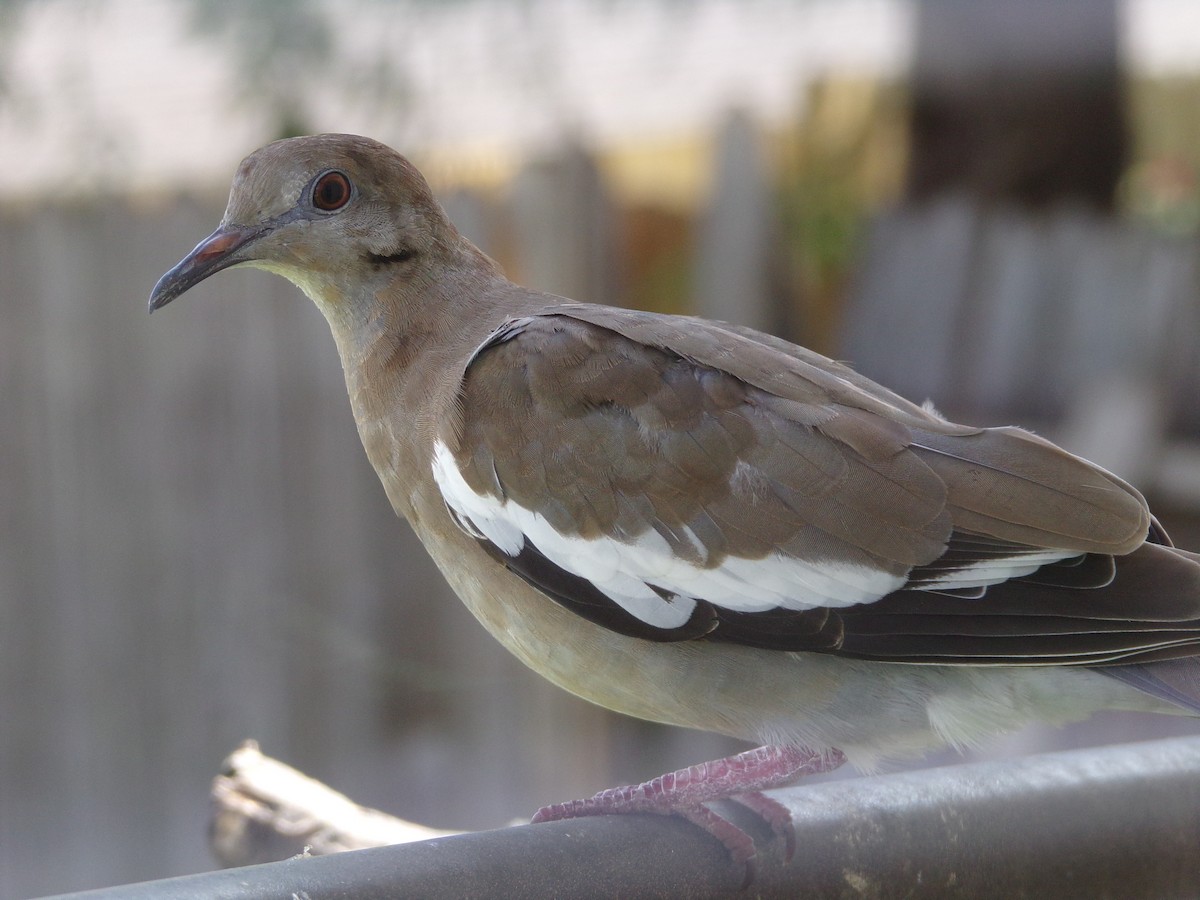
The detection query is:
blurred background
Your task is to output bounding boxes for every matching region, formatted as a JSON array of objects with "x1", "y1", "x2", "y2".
[{"x1": 3, "y1": 0, "x2": 1200, "y2": 895}]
